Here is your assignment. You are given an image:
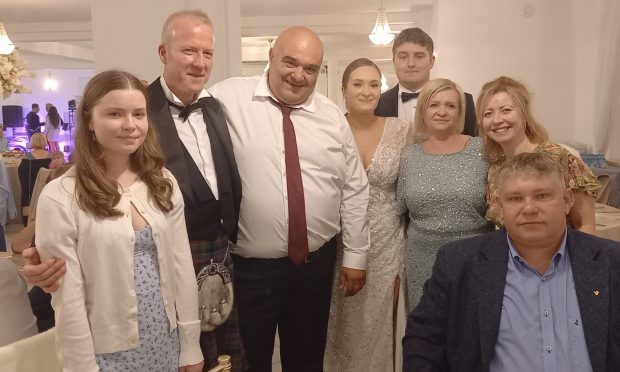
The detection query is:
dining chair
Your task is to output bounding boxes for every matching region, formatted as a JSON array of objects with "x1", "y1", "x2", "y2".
[
  {"x1": 0, "y1": 328, "x2": 61, "y2": 372},
  {"x1": 596, "y1": 174, "x2": 611, "y2": 205}
]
